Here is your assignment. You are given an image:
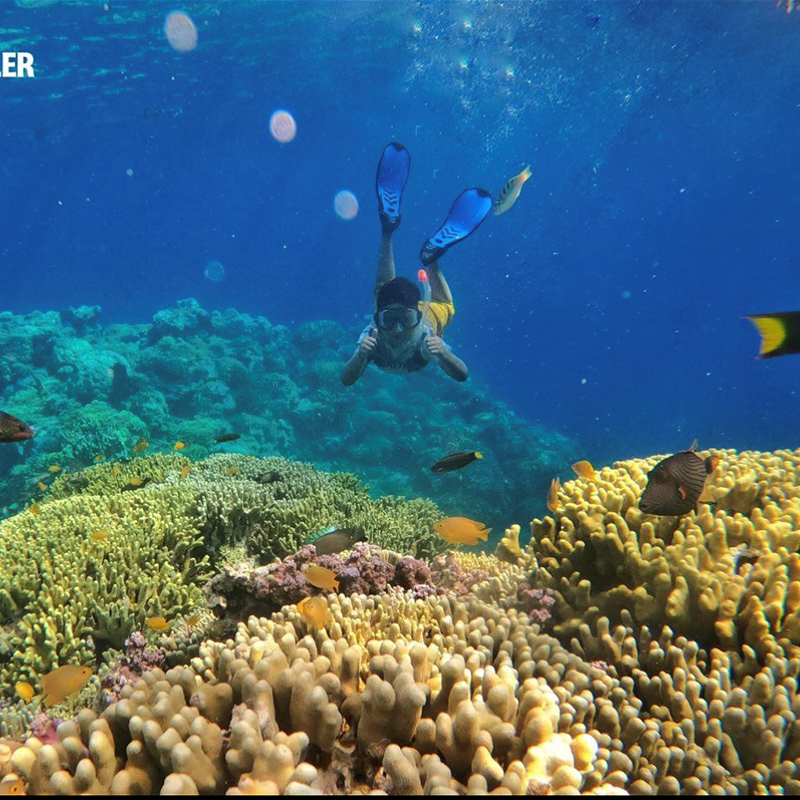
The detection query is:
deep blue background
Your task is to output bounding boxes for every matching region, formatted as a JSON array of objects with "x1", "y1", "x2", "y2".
[{"x1": 2, "y1": 0, "x2": 799, "y2": 464}]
